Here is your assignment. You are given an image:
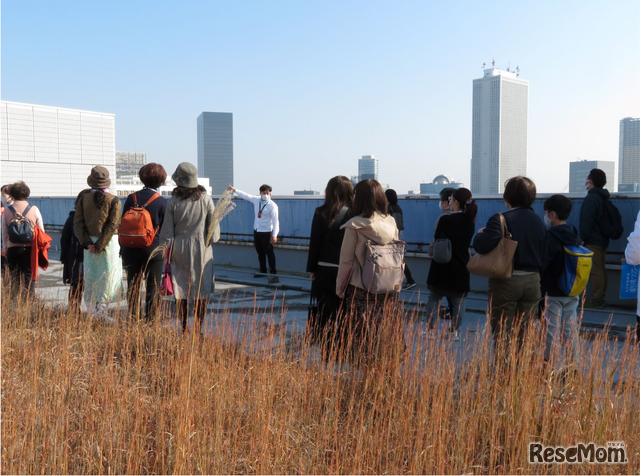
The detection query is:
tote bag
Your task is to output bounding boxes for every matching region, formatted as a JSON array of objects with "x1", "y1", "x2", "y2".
[{"x1": 467, "y1": 213, "x2": 518, "y2": 280}]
